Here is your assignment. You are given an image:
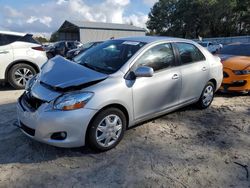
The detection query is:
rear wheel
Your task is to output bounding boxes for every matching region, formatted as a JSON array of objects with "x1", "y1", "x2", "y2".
[
  {"x1": 196, "y1": 82, "x2": 215, "y2": 109},
  {"x1": 8, "y1": 63, "x2": 36, "y2": 89},
  {"x1": 87, "y1": 108, "x2": 126, "y2": 151}
]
